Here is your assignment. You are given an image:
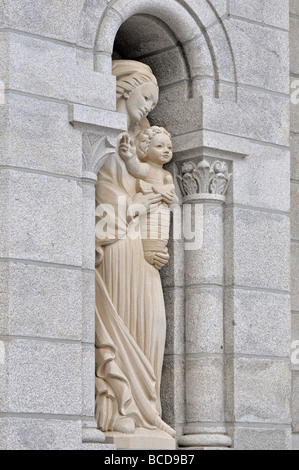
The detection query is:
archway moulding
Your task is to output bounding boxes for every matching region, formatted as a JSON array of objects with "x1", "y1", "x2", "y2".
[{"x1": 77, "y1": 0, "x2": 238, "y2": 101}]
